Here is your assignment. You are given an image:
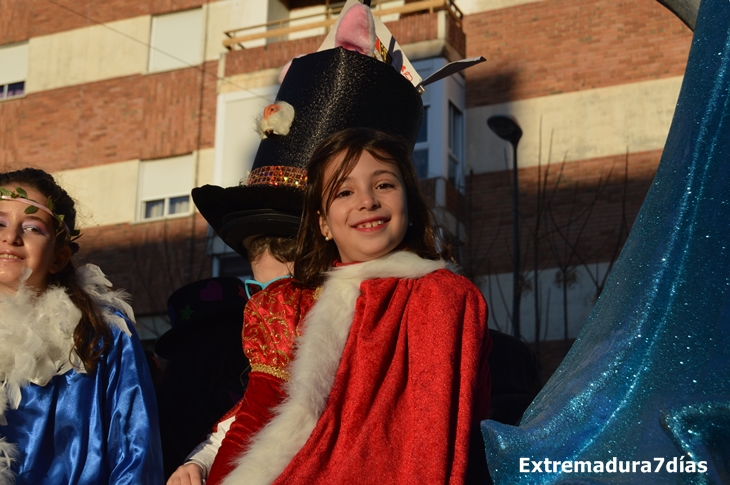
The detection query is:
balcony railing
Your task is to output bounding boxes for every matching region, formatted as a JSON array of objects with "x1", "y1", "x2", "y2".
[{"x1": 222, "y1": 0, "x2": 463, "y2": 50}]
